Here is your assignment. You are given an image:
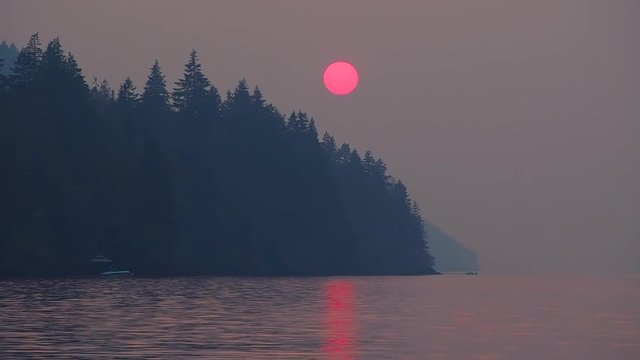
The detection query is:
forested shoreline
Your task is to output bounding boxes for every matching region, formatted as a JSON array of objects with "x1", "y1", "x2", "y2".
[{"x1": 0, "y1": 34, "x2": 436, "y2": 277}]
